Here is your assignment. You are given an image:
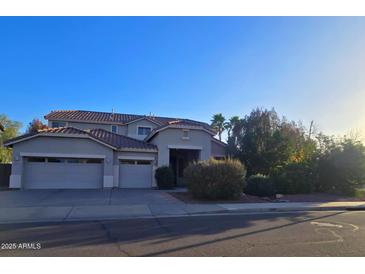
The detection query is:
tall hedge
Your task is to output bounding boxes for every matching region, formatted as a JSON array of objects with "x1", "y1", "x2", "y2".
[
  {"x1": 315, "y1": 139, "x2": 365, "y2": 195},
  {"x1": 184, "y1": 158, "x2": 246, "y2": 200},
  {"x1": 271, "y1": 163, "x2": 314, "y2": 194}
]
